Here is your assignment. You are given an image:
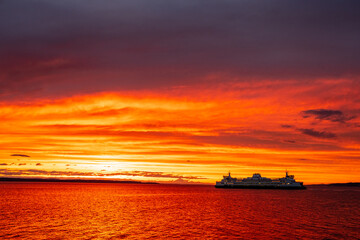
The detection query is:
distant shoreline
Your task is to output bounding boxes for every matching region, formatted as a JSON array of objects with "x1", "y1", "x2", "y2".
[
  {"x1": 0, "y1": 177, "x2": 158, "y2": 184},
  {"x1": 310, "y1": 182, "x2": 360, "y2": 187},
  {"x1": 0, "y1": 177, "x2": 359, "y2": 186}
]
